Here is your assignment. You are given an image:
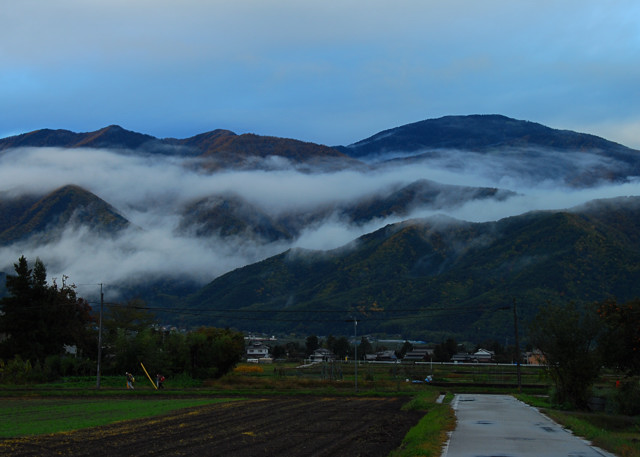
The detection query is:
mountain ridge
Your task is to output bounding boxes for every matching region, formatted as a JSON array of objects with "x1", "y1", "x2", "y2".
[
  {"x1": 341, "y1": 114, "x2": 637, "y2": 157},
  {"x1": 182, "y1": 196, "x2": 640, "y2": 340},
  {"x1": 0, "y1": 185, "x2": 130, "y2": 245},
  {"x1": 0, "y1": 125, "x2": 360, "y2": 170},
  {"x1": 2, "y1": 115, "x2": 640, "y2": 341}
]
